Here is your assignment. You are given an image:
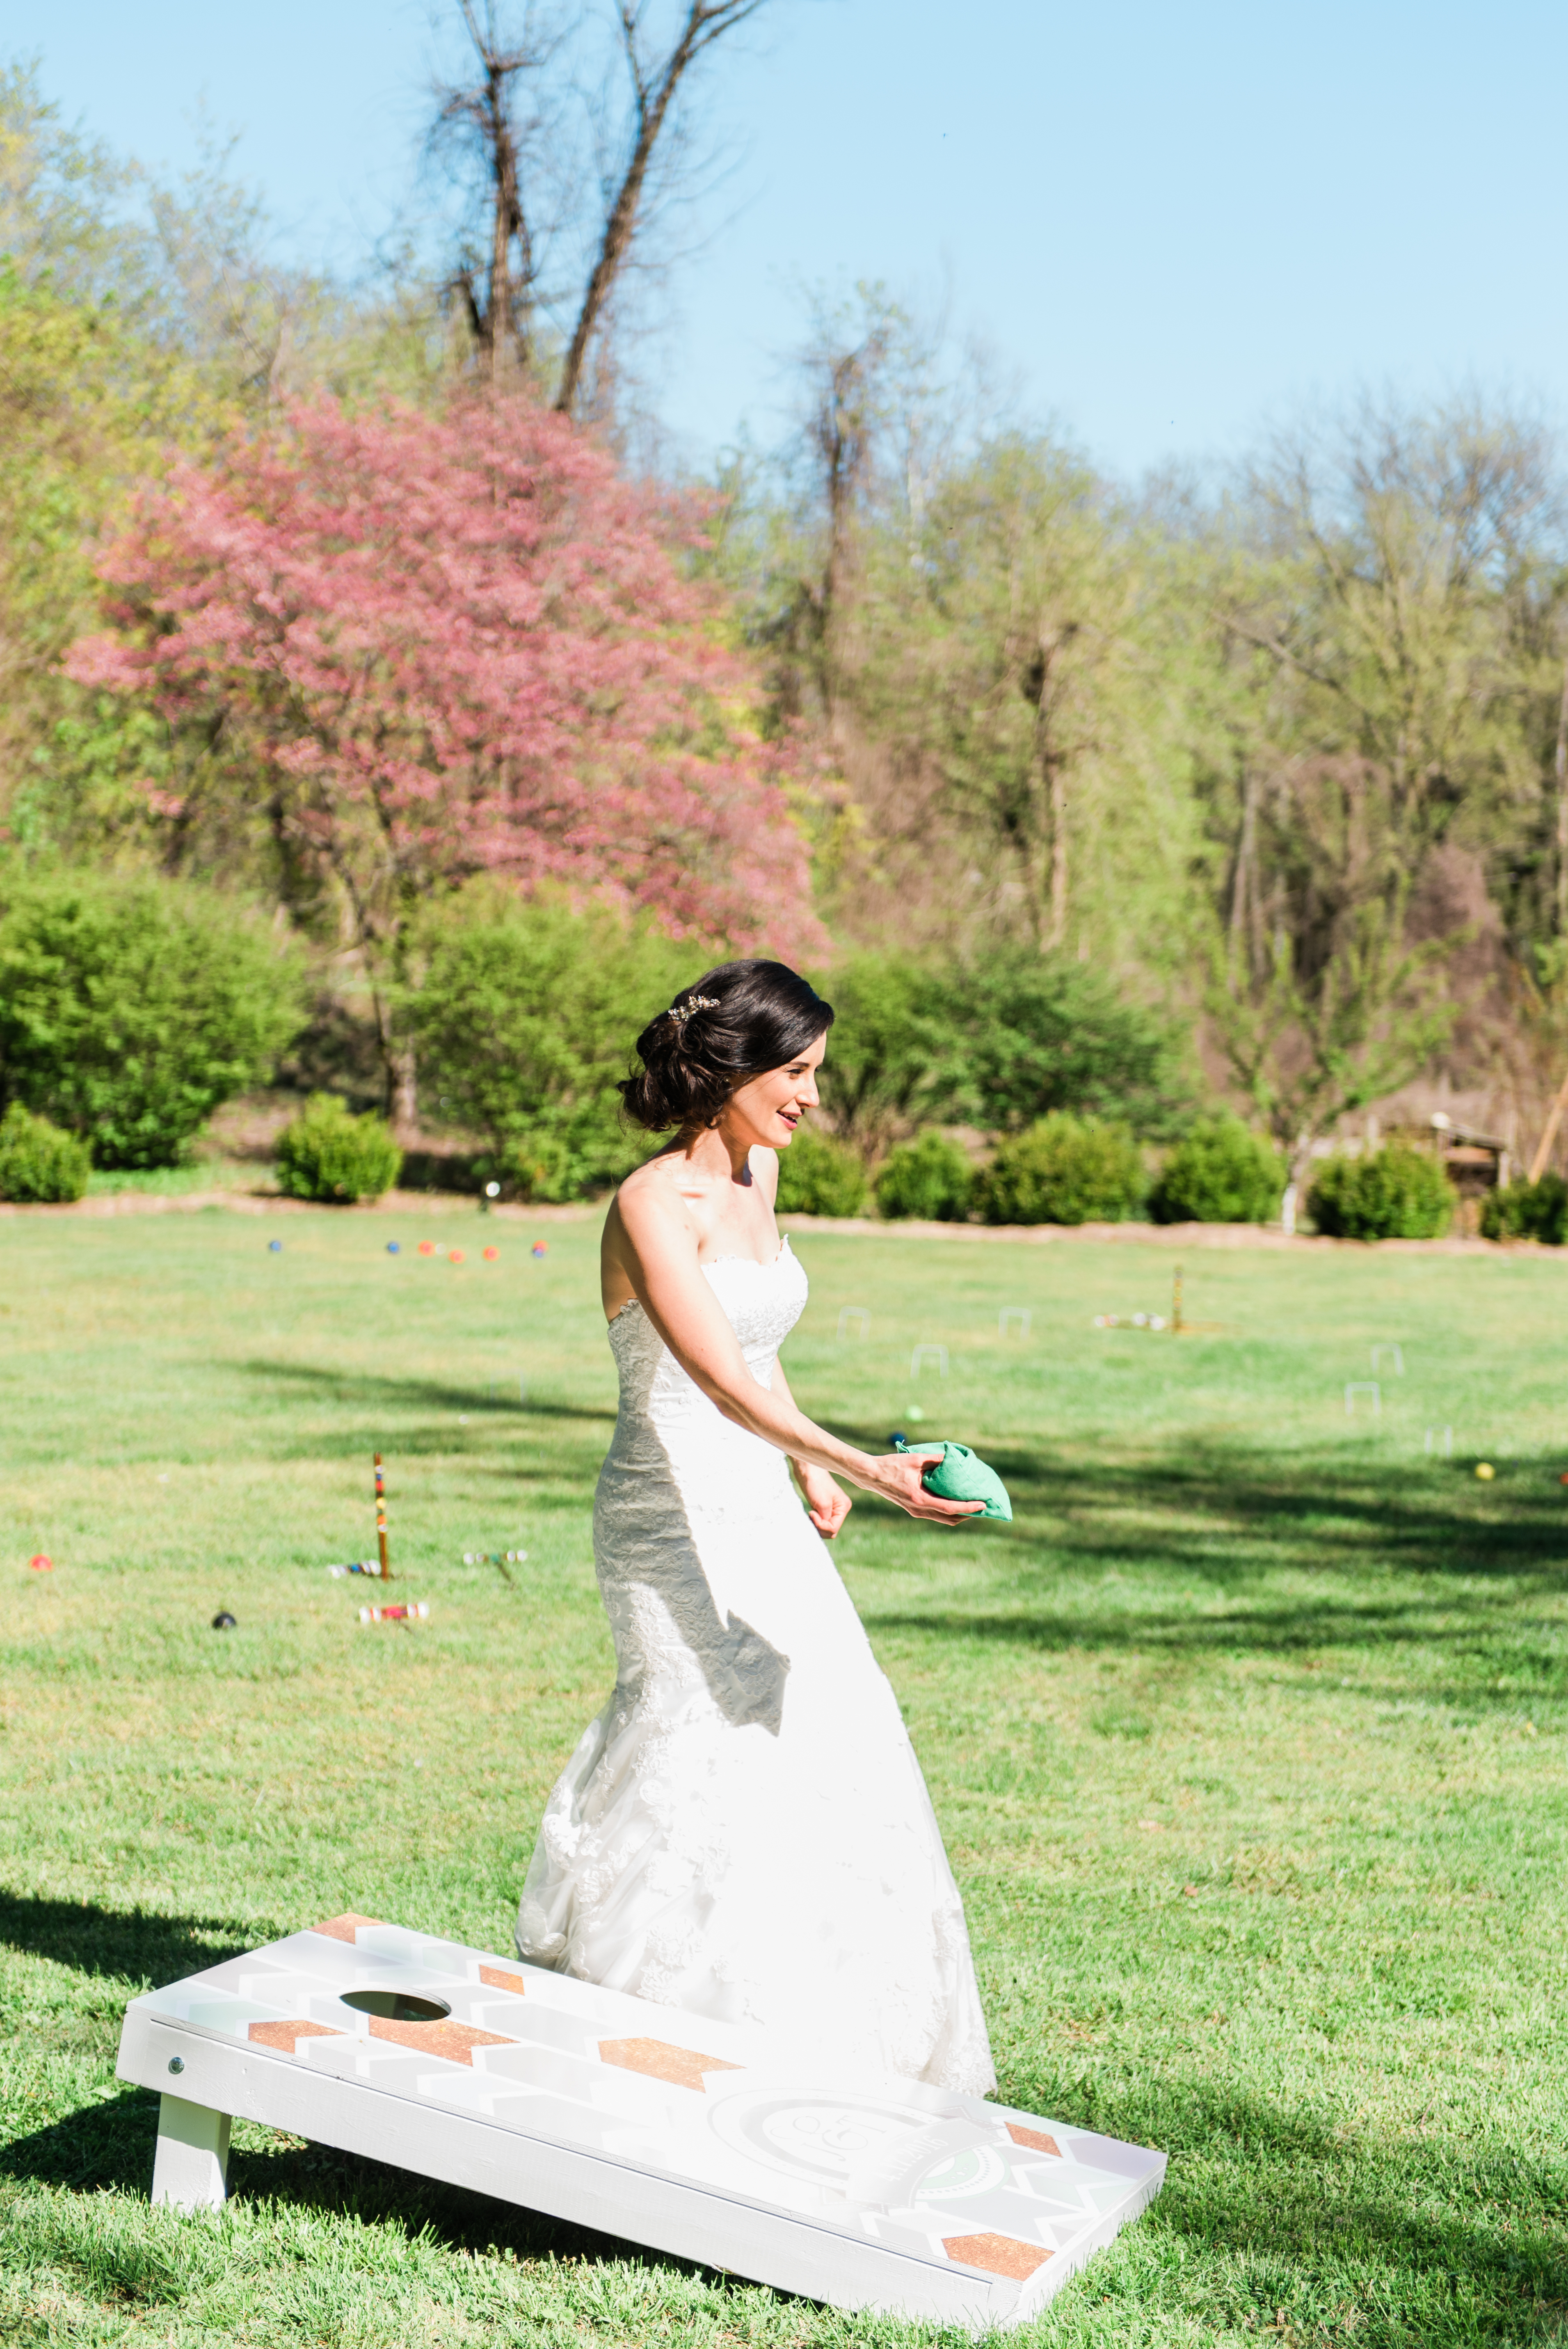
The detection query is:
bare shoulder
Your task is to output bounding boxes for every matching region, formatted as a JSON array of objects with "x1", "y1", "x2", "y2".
[{"x1": 614, "y1": 1150, "x2": 703, "y2": 1247}]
